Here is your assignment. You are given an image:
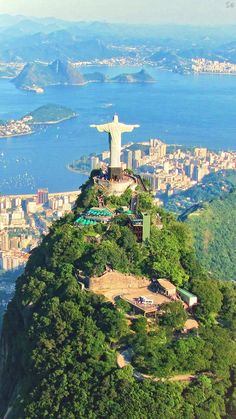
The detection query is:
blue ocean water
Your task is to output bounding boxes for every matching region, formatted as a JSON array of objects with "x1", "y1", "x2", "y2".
[{"x1": 0, "y1": 67, "x2": 235, "y2": 194}]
